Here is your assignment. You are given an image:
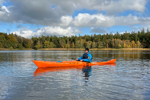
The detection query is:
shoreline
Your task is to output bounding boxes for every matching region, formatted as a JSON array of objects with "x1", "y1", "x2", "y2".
[
  {"x1": 0, "y1": 48, "x2": 150, "y2": 51},
  {"x1": 0, "y1": 48, "x2": 34, "y2": 50},
  {"x1": 39, "y1": 48, "x2": 150, "y2": 51}
]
